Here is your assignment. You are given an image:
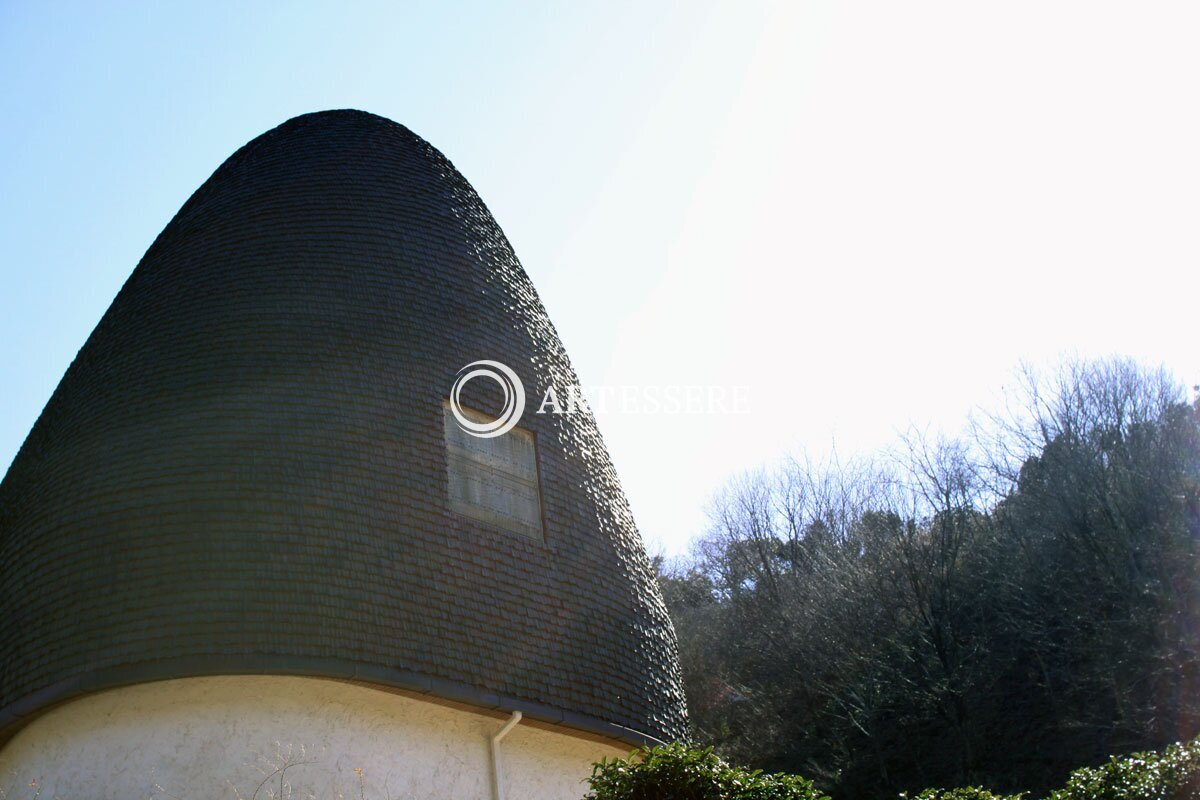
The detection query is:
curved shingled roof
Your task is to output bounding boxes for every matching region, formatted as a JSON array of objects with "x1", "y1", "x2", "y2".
[{"x1": 0, "y1": 110, "x2": 687, "y2": 746}]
